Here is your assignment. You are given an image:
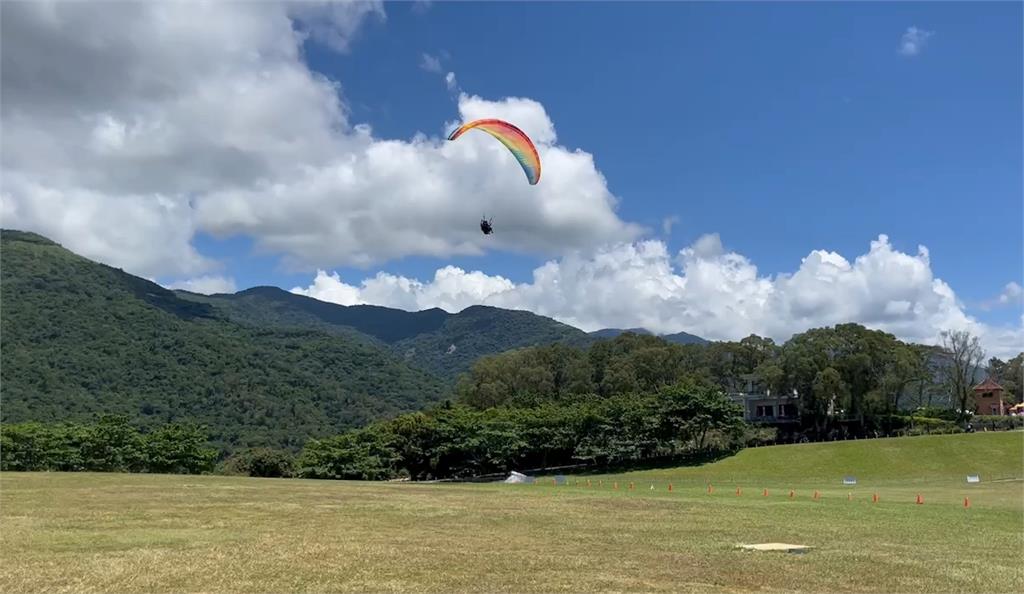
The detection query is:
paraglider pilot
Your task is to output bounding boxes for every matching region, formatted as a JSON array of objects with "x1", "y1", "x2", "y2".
[{"x1": 480, "y1": 217, "x2": 494, "y2": 235}]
